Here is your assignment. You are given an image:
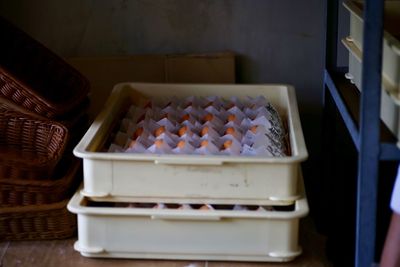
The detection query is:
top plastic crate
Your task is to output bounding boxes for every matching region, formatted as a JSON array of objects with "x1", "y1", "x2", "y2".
[
  {"x1": 0, "y1": 17, "x2": 90, "y2": 119},
  {"x1": 344, "y1": 1, "x2": 400, "y2": 97},
  {"x1": 74, "y1": 83, "x2": 308, "y2": 205}
]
